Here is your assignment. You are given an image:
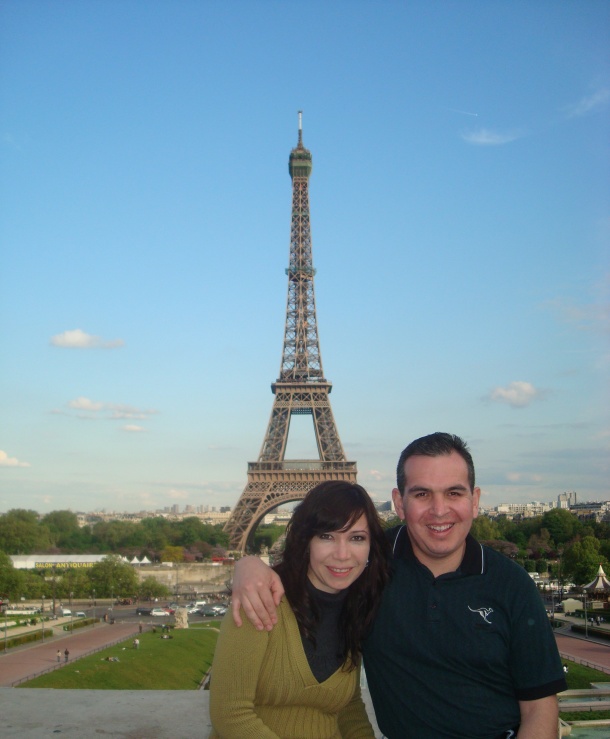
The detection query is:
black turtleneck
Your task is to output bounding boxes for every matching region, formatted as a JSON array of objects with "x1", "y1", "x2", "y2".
[{"x1": 301, "y1": 580, "x2": 348, "y2": 682}]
